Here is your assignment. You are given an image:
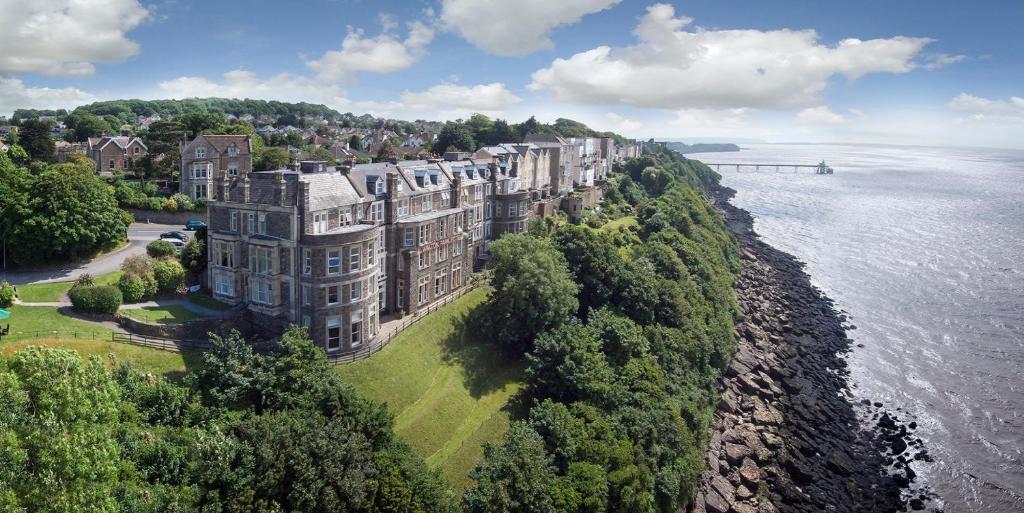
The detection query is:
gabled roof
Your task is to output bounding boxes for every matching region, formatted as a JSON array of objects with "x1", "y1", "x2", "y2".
[
  {"x1": 523, "y1": 133, "x2": 568, "y2": 145},
  {"x1": 194, "y1": 134, "x2": 252, "y2": 155},
  {"x1": 91, "y1": 136, "x2": 148, "y2": 152},
  {"x1": 297, "y1": 170, "x2": 364, "y2": 211}
]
